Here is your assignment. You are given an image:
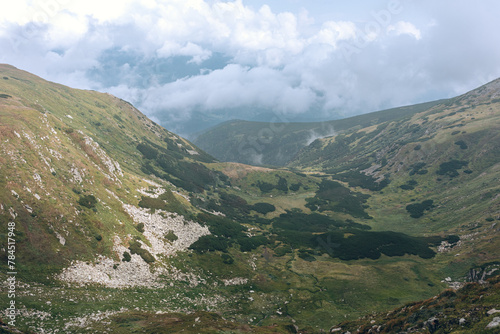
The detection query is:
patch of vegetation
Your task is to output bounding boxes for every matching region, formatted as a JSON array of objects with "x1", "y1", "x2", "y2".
[
  {"x1": 334, "y1": 171, "x2": 389, "y2": 191},
  {"x1": 305, "y1": 179, "x2": 372, "y2": 219},
  {"x1": 274, "y1": 227, "x2": 441, "y2": 261},
  {"x1": 454, "y1": 140, "x2": 468, "y2": 149},
  {"x1": 135, "y1": 223, "x2": 145, "y2": 233},
  {"x1": 220, "y1": 253, "x2": 234, "y2": 264},
  {"x1": 138, "y1": 196, "x2": 165, "y2": 211},
  {"x1": 138, "y1": 190, "x2": 190, "y2": 216},
  {"x1": 0, "y1": 93, "x2": 12, "y2": 98},
  {"x1": 205, "y1": 192, "x2": 250, "y2": 219},
  {"x1": 189, "y1": 235, "x2": 229, "y2": 253},
  {"x1": 409, "y1": 162, "x2": 428, "y2": 175},
  {"x1": 250, "y1": 202, "x2": 276, "y2": 215},
  {"x1": 238, "y1": 236, "x2": 269, "y2": 252},
  {"x1": 272, "y1": 210, "x2": 368, "y2": 233},
  {"x1": 254, "y1": 175, "x2": 289, "y2": 193},
  {"x1": 436, "y1": 160, "x2": 468, "y2": 178},
  {"x1": 197, "y1": 213, "x2": 246, "y2": 239},
  {"x1": 298, "y1": 249, "x2": 317, "y2": 262},
  {"x1": 122, "y1": 251, "x2": 131, "y2": 262},
  {"x1": 78, "y1": 194, "x2": 97, "y2": 209},
  {"x1": 128, "y1": 241, "x2": 155, "y2": 263},
  {"x1": 406, "y1": 200, "x2": 435, "y2": 218},
  {"x1": 137, "y1": 142, "x2": 159, "y2": 159},
  {"x1": 137, "y1": 140, "x2": 224, "y2": 193},
  {"x1": 400, "y1": 180, "x2": 418, "y2": 190},
  {"x1": 191, "y1": 213, "x2": 270, "y2": 253},
  {"x1": 273, "y1": 245, "x2": 292, "y2": 257},
  {"x1": 164, "y1": 230, "x2": 178, "y2": 242}
]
